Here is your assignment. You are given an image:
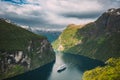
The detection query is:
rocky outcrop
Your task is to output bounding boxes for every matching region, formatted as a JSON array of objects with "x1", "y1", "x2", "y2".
[
  {"x1": 0, "y1": 19, "x2": 55, "y2": 80},
  {"x1": 0, "y1": 39, "x2": 55, "y2": 71}
]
